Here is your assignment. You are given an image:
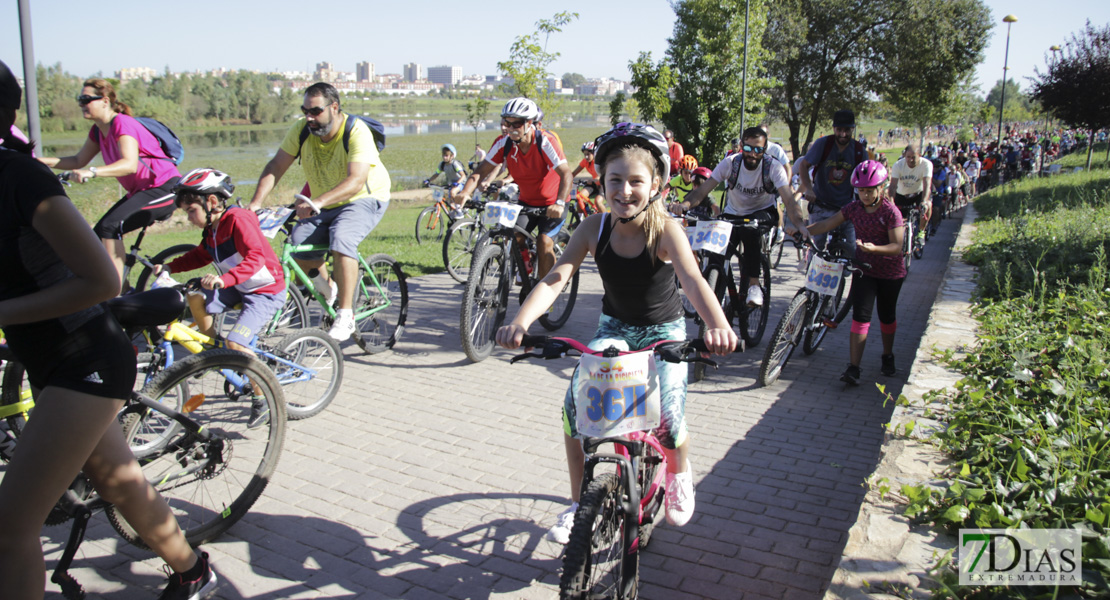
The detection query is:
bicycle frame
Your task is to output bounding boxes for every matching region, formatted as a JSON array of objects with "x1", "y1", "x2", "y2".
[{"x1": 279, "y1": 239, "x2": 393, "y2": 324}]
